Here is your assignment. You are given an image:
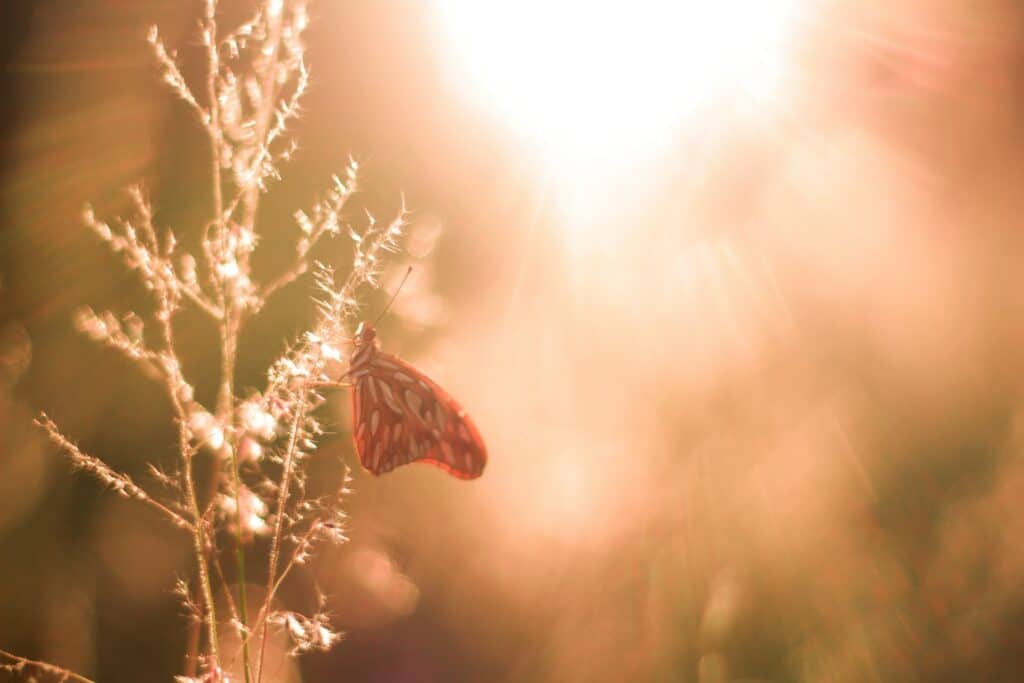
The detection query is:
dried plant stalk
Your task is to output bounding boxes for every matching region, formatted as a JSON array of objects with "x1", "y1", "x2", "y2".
[{"x1": 7, "y1": 2, "x2": 411, "y2": 682}]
